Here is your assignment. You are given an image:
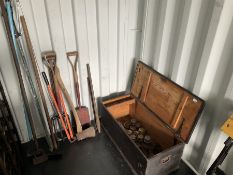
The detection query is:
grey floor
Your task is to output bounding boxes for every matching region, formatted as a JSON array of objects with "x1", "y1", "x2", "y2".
[{"x1": 22, "y1": 131, "x2": 196, "y2": 175}]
